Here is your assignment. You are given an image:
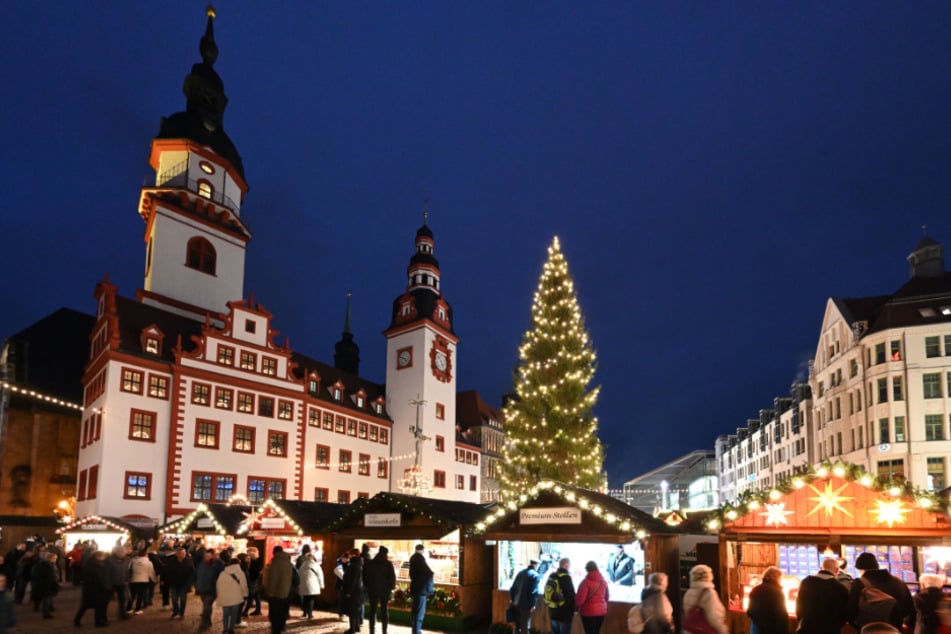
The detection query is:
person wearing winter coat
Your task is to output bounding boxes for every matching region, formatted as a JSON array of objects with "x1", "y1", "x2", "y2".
[
  {"x1": 30, "y1": 552, "x2": 59, "y2": 618},
  {"x1": 195, "y1": 549, "x2": 224, "y2": 630},
  {"x1": 263, "y1": 546, "x2": 295, "y2": 634},
  {"x1": 796, "y1": 558, "x2": 849, "y2": 634},
  {"x1": 640, "y1": 572, "x2": 674, "y2": 634},
  {"x1": 242, "y1": 546, "x2": 263, "y2": 618},
  {"x1": 128, "y1": 548, "x2": 157, "y2": 614},
  {"x1": 74, "y1": 551, "x2": 112, "y2": 627},
  {"x1": 914, "y1": 574, "x2": 947, "y2": 634},
  {"x1": 510, "y1": 559, "x2": 541, "y2": 634},
  {"x1": 548, "y1": 558, "x2": 577, "y2": 634},
  {"x1": 105, "y1": 546, "x2": 131, "y2": 620},
  {"x1": 298, "y1": 551, "x2": 325, "y2": 620},
  {"x1": 364, "y1": 545, "x2": 397, "y2": 634},
  {"x1": 163, "y1": 547, "x2": 195, "y2": 619},
  {"x1": 216, "y1": 557, "x2": 249, "y2": 634},
  {"x1": 575, "y1": 561, "x2": 610, "y2": 634},
  {"x1": 747, "y1": 566, "x2": 788, "y2": 634},
  {"x1": 335, "y1": 552, "x2": 351, "y2": 620},
  {"x1": 0, "y1": 574, "x2": 16, "y2": 634},
  {"x1": 848, "y1": 552, "x2": 915, "y2": 632},
  {"x1": 343, "y1": 548, "x2": 365, "y2": 634},
  {"x1": 682, "y1": 564, "x2": 728, "y2": 634},
  {"x1": 409, "y1": 545, "x2": 435, "y2": 634}
]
